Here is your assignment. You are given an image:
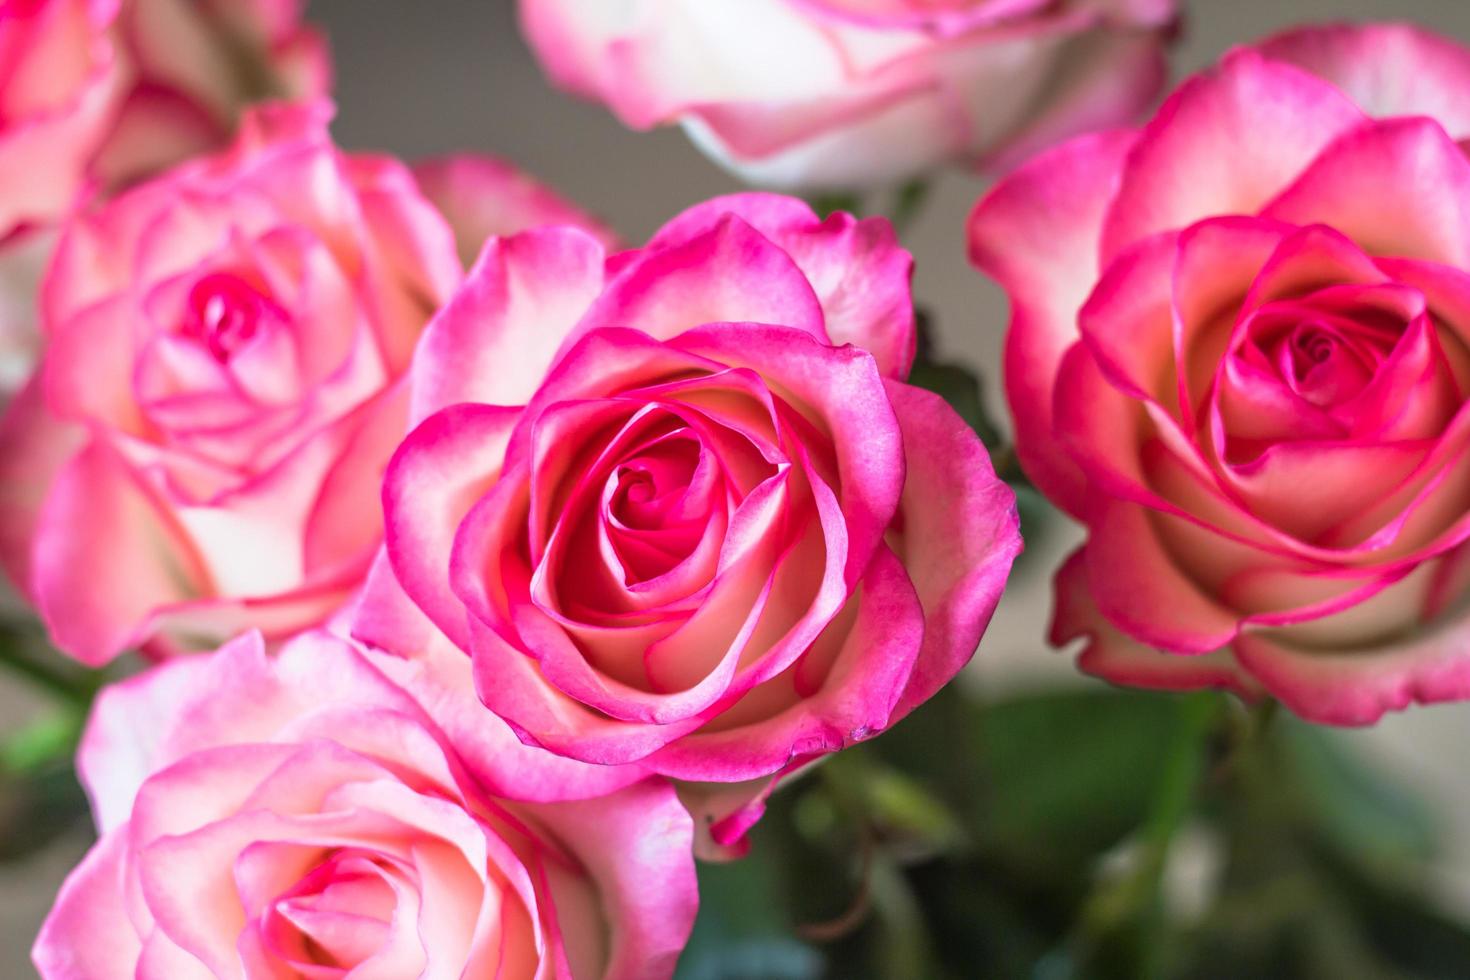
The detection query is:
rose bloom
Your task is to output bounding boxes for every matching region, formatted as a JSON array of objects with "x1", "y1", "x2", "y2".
[
  {"x1": 0, "y1": 101, "x2": 457, "y2": 665},
  {"x1": 969, "y1": 23, "x2": 1470, "y2": 724},
  {"x1": 0, "y1": 0, "x2": 329, "y2": 400},
  {"x1": 518, "y1": 0, "x2": 1176, "y2": 191},
  {"x1": 32, "y1": 629, "x2": 697, "y2": 979},
  {"x1": 358, "y1": 193, "x2": 1021, "y2": 854},
  {"x1": 0, "y1": 104, "x2": 620, "y2": 665}
]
